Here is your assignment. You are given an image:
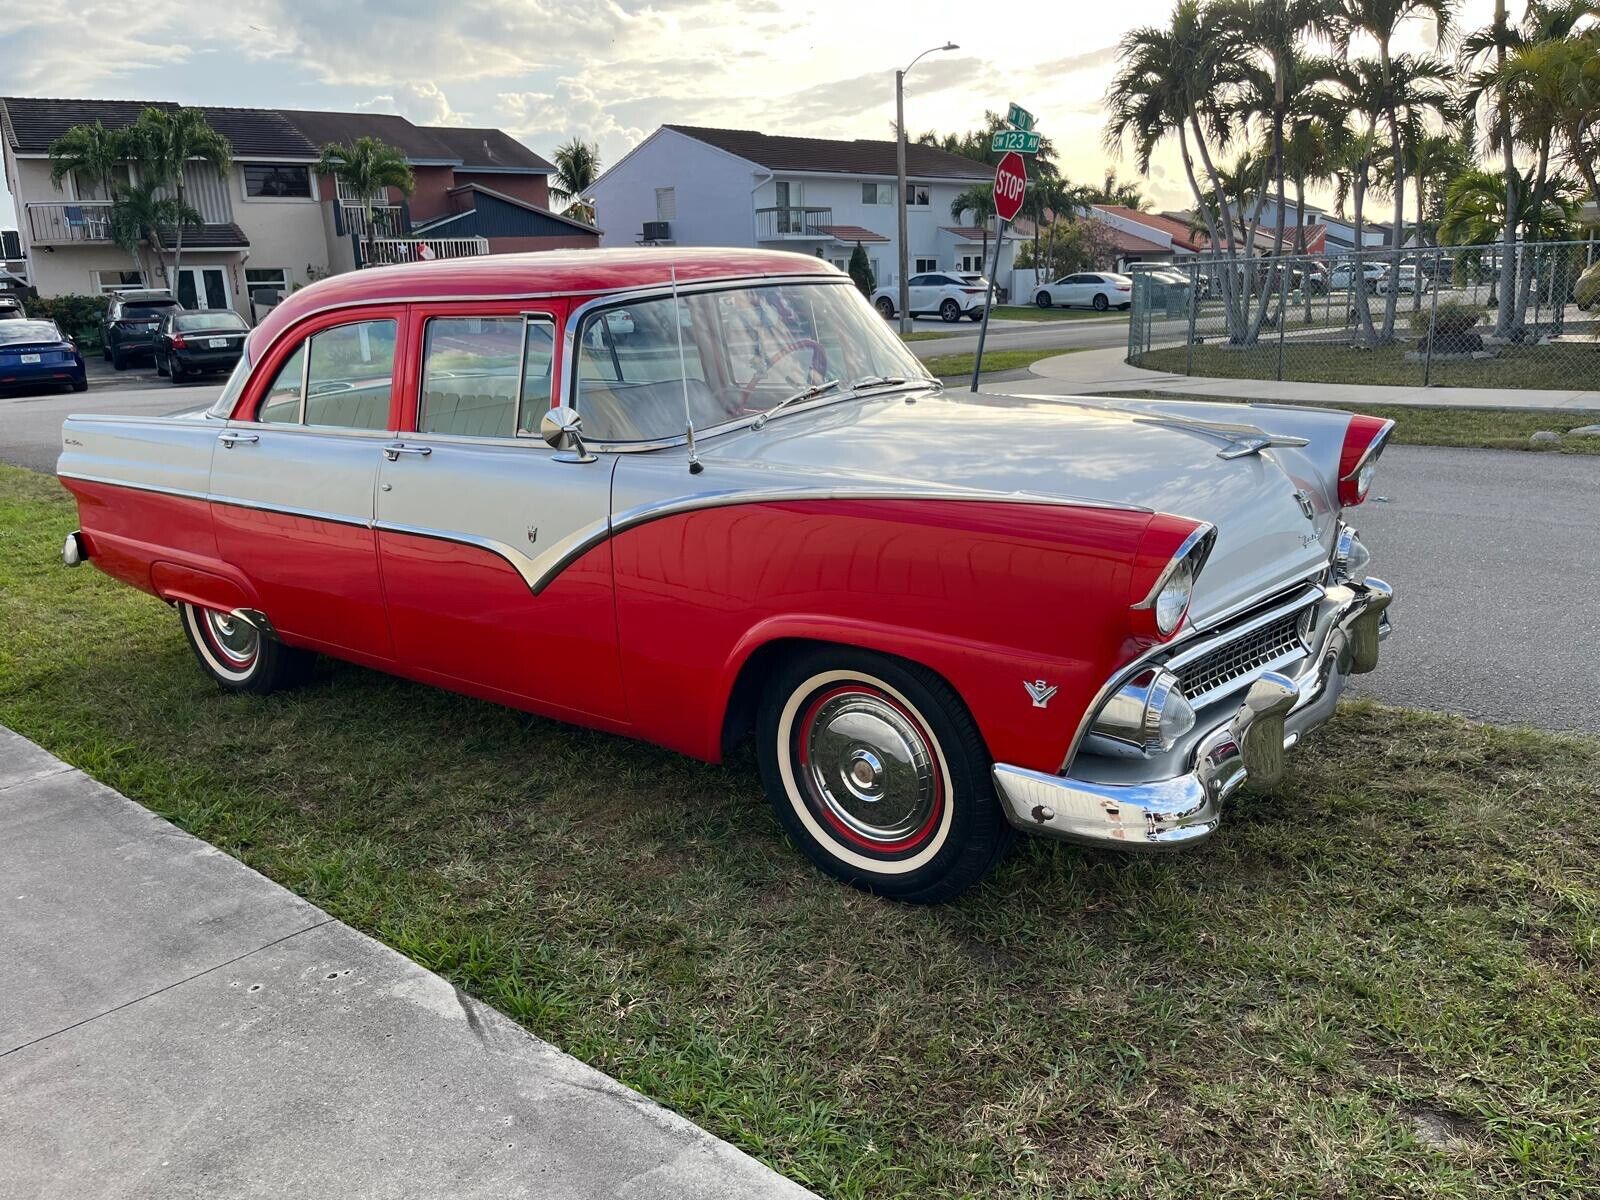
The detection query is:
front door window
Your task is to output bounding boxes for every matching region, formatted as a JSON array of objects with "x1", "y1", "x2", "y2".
[{"x1": 177, "y1": 267, "x2": 229, "y2": 311}]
